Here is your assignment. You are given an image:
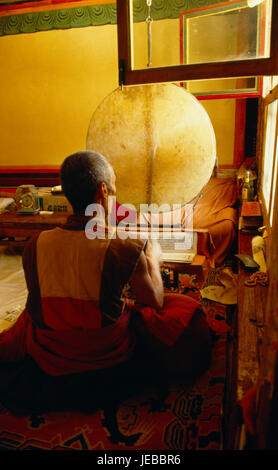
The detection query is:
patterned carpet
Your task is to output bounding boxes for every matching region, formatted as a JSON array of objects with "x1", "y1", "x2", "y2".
[{"x1": 0, "y1": 269, "x2": 229, "y2": 451}]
